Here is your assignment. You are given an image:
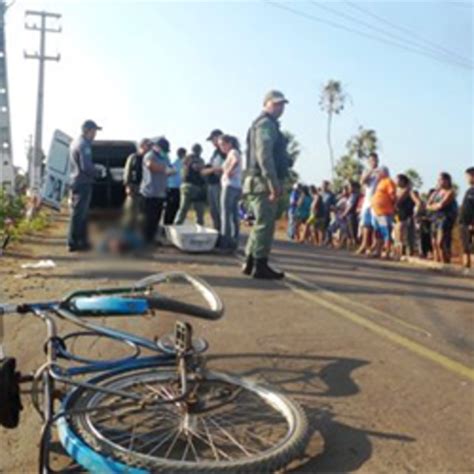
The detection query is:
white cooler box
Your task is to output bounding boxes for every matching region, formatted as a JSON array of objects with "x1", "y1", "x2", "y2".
[{"x1": 165, "y1": 224, "x2": 219, "y2": 253}]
